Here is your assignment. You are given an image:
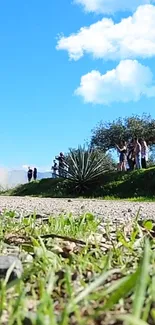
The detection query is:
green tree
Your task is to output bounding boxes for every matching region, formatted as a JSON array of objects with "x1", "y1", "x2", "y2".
[{"x1": 91, "y1": 114, "x2": 155, "y2": 151}]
